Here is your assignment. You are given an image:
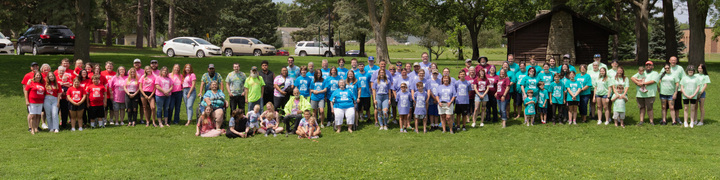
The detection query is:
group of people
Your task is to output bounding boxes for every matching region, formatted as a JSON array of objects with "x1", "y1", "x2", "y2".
[{"x1": 21, "y1": 52, "x2": 710, "y2": 138}]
